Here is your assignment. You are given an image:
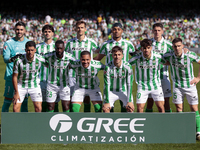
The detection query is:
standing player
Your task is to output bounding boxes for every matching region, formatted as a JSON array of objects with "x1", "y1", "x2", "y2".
[
  {"x1": 103, "y1": 46, "x2": 134, "y2": 113},
  {"x1": 65, "y1": 20, "x2": 99, "y2": 112},
  {"x1": 70, "y1": 51, "x2": 104, "y2": 112},
  {"x1": 45, "y1": 40, "x2": 75, "y2": 112},
  {"x1": 36, "y1": 24, "x2": 59, "y2": 112},
  {"x1": 12, "y1": 41, "x2": 47, "y2": 112},
  {"x1": 94, "y1": 22, "x2": 135, "y2": 112},
  {"x1": 139, "y1": 23, "x2": 173, "y2": 112},
  {"x1": 2, "y1": 21, "x2": 30, "y2": 112},
  {"x1": 129, "y1": 39, "x2": 165, "y2": 113},
  {"x1": 163, "y1": 38, "x2": 200, "y2": 140}
]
